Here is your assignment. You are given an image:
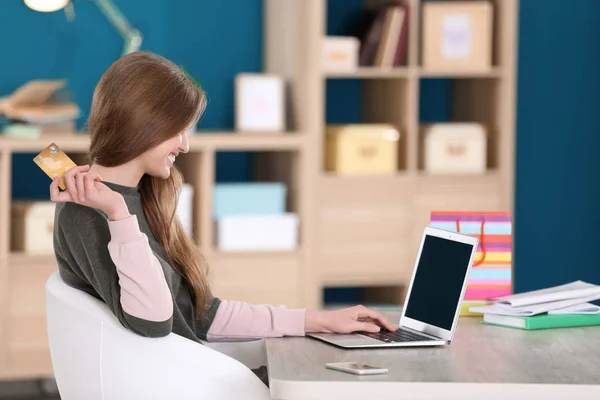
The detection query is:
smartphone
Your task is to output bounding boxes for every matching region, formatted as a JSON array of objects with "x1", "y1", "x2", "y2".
[
  {"x1": 33, "y1": 142, "x2": 78, "y2": 190},
  {"x1": 325, "y1": 362, "x2": 388, "y2": 375}
]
